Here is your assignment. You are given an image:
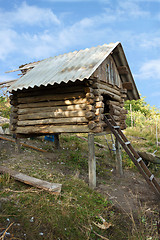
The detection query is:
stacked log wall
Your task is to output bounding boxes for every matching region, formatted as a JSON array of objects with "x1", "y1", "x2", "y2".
[
  {"x1": 10, "y1": 81, "x2": 106, "y2": 135},
  {"x1": 89, "y1": 77, "x2": 128, "y2": 130}
]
